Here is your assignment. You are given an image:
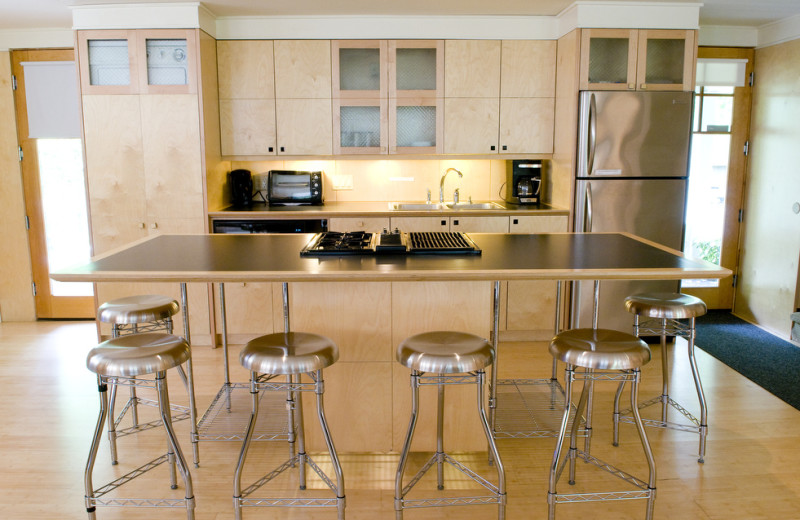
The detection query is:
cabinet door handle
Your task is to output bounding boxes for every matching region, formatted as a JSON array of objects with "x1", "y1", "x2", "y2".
[
  {"x1": 490, "y1": 145, "x2": 496, "y2": 151},
  {"x1": 502, "y1": 145, "x2": 507, "y2": 151},
  {"x1": 440, "y1": 220, "x2": 447, "y2": 226},
  {"x1": 280, "y1": 146, "x2": 285, "y2": 153},
  {"x1": 268, "y1": 146, "x2": 274, "y2": 152},
  {"x1": 512, "y1": 218, "x2": 519, "y2": 225},
  {"x1": 453, "y1": 219, "x2": 459, "y2": 226}
]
